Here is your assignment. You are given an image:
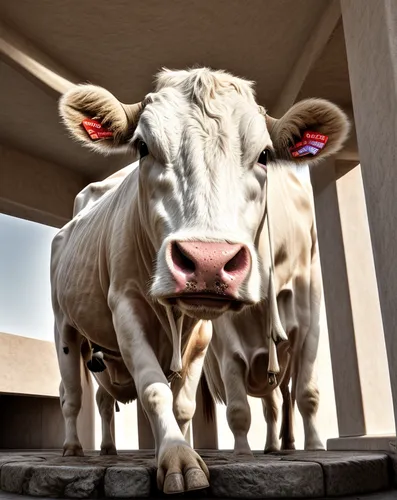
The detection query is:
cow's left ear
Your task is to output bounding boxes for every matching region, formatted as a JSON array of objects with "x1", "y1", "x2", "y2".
[
  {"x1": 59, "y1": 84, "x2": 142, "y2": 154},
  {"x1": 265, "y1": 98, "x2": 350, "y2": 165}
]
